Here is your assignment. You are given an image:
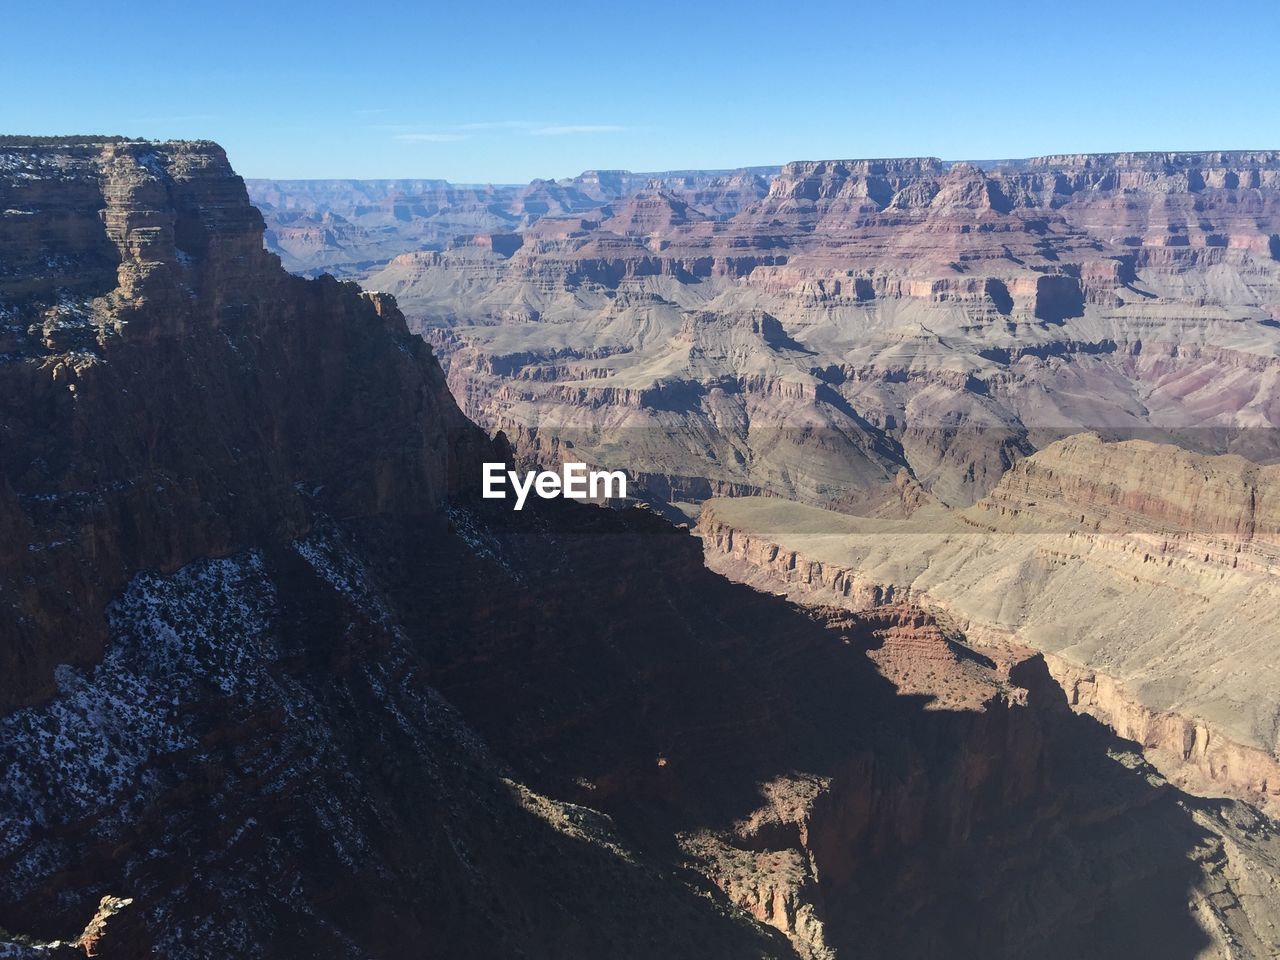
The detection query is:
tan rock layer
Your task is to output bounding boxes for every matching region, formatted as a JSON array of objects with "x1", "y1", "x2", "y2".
[{"x1": 695, "y1": 434, "x2": 1280, "y2": 813}]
